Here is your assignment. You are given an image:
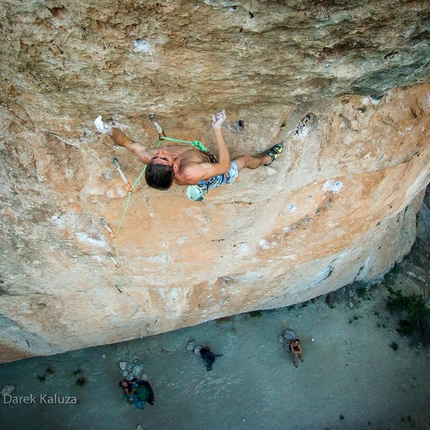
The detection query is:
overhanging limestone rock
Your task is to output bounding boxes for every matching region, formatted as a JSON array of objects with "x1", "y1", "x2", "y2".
[{"x1": 0, "y1": 1, "x2": 429, "y2": 363}]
